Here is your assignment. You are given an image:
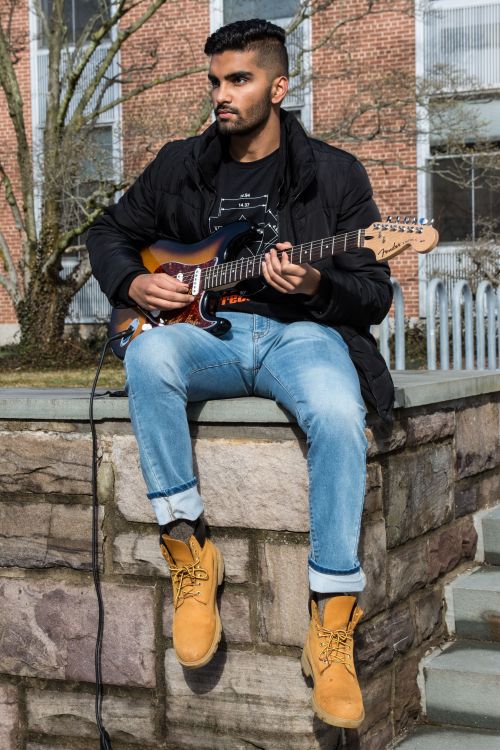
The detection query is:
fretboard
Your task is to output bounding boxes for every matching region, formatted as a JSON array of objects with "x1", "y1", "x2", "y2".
[{"x1": 203, "y1": 228, "x2": 365, "y2": 291}]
